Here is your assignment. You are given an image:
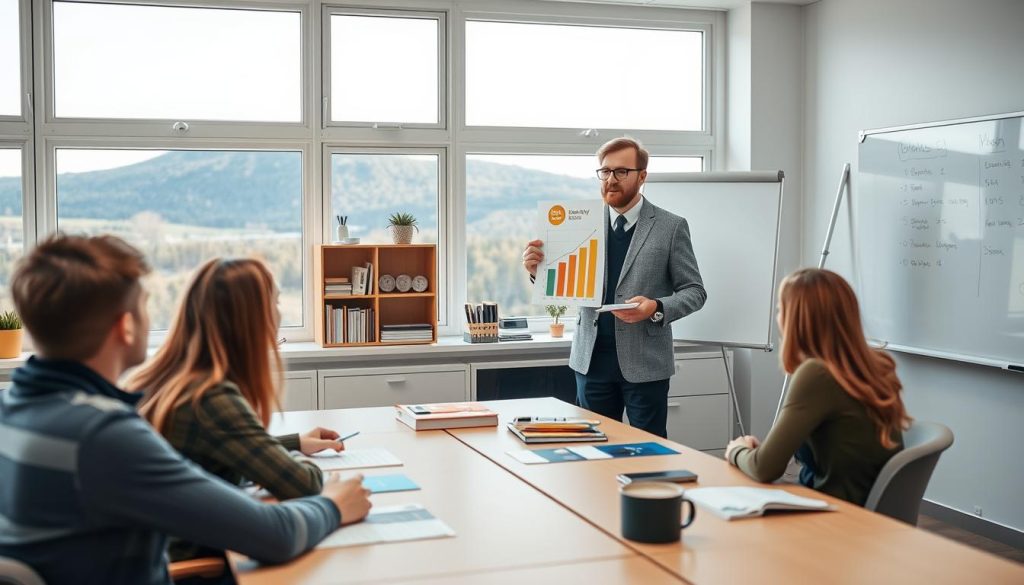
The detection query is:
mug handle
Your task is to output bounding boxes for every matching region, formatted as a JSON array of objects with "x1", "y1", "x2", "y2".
[{"x1": 681, "y1": 497, "x2": 697, "y2": 529}]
